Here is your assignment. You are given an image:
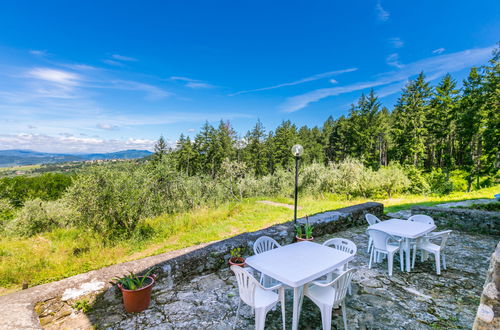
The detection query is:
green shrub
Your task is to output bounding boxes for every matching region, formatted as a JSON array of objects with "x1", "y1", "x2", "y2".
[
  {"x1": 426, "y1": 169, "x2": 453, "y2": 195},
  {"x1": 7, "y1": 199, "x2": 75, "y2": 236},
  {"x1": 376, "y1": 164, "x2": 411, "y2": 197},
  {"x1": 403, "y1": 165, "x2": 430, "y2": 194},
  {"x1": 449, "y1": 170, "x2": 469, "y2": 192}
]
